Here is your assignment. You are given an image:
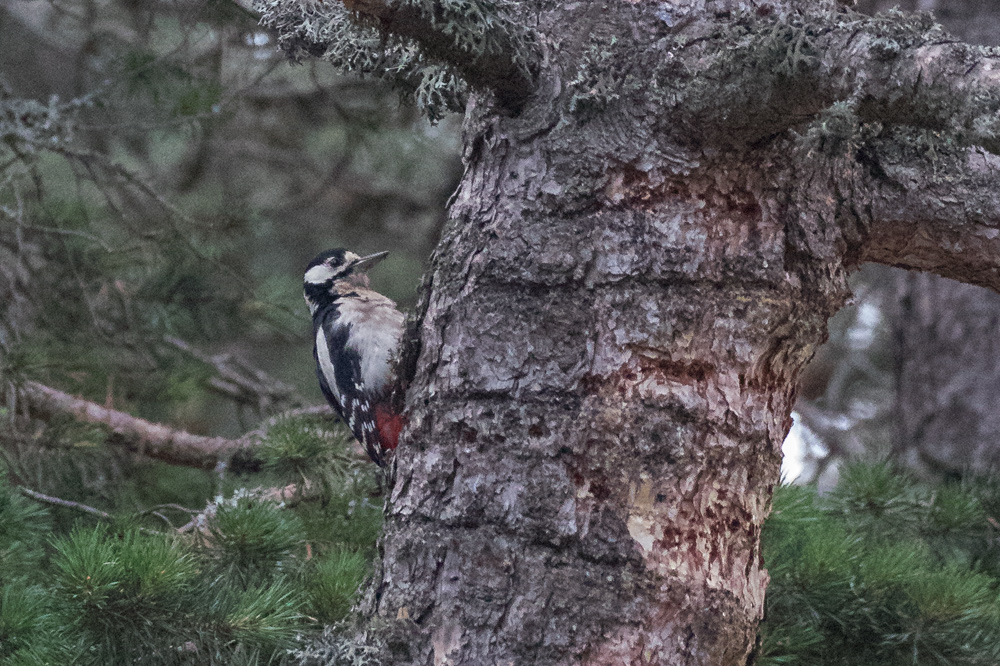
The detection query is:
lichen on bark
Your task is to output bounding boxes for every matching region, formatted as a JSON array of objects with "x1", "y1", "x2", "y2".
[{"x1": 255, "y1": 0, "x2": 536, "y2": 119}]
